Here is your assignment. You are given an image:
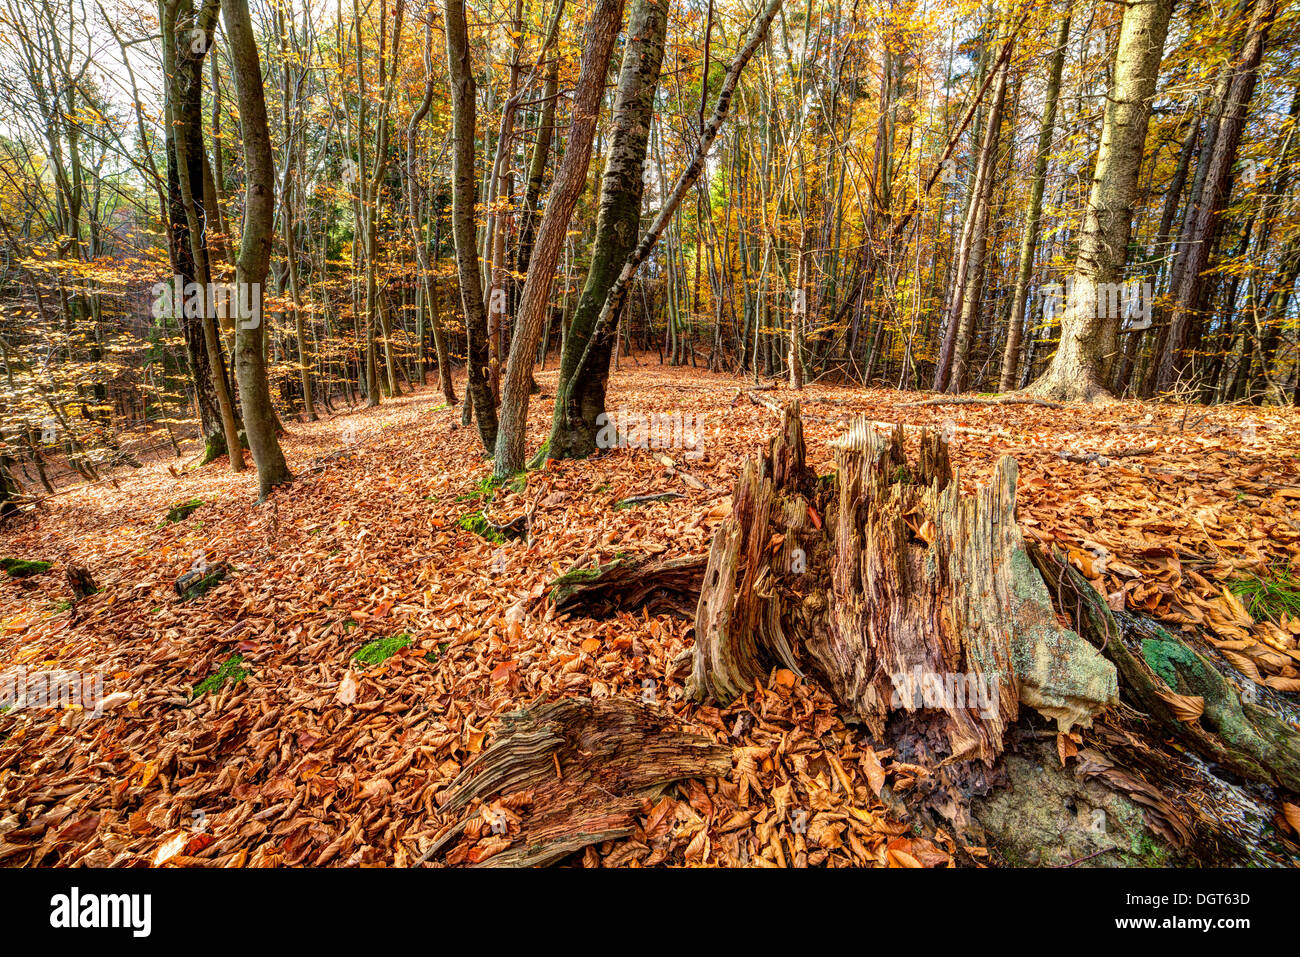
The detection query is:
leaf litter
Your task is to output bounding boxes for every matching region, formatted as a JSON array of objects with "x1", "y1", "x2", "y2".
[{"x1": 1, "y1": 362, "x2": 1297, "y2": 866}]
